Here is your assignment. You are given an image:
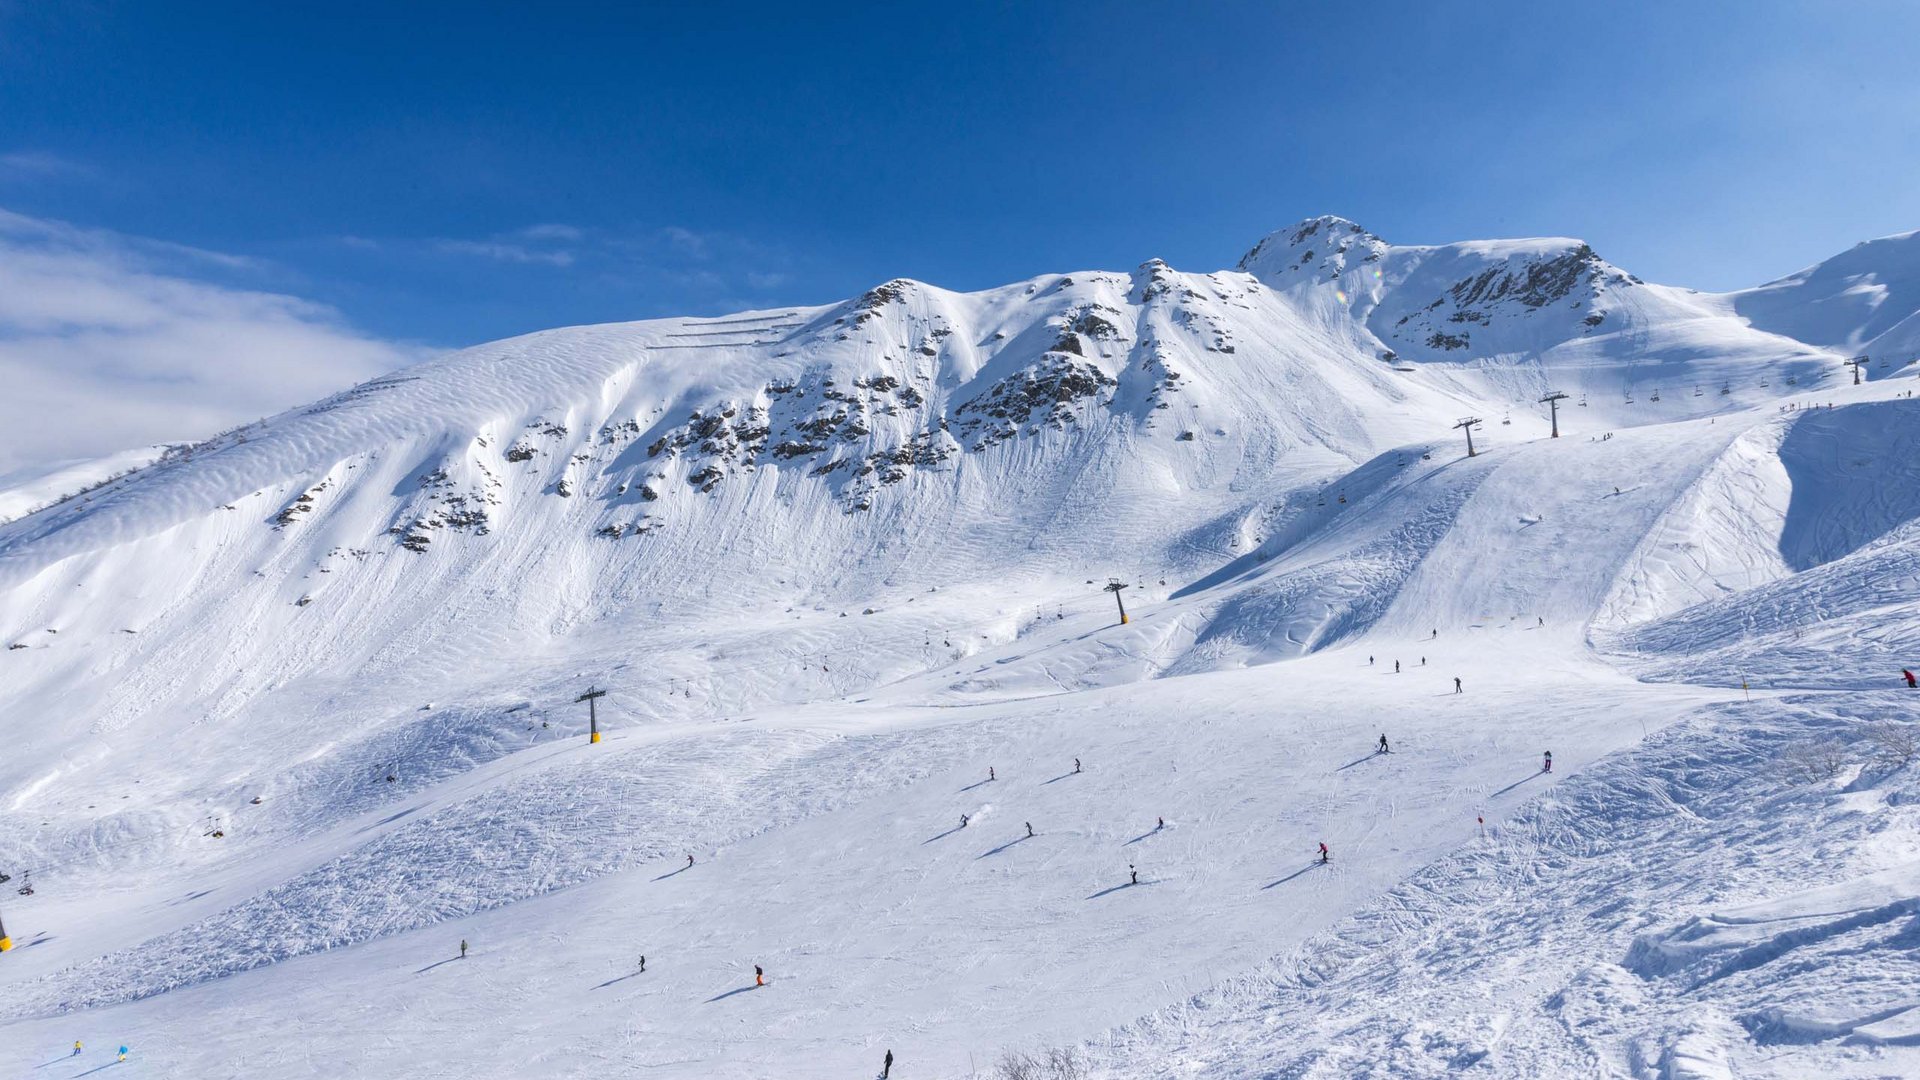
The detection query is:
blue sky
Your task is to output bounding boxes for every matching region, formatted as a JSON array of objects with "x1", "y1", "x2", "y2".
[{"x1": 1, "y1": 1, "x2": 1918, "y2": 468}]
